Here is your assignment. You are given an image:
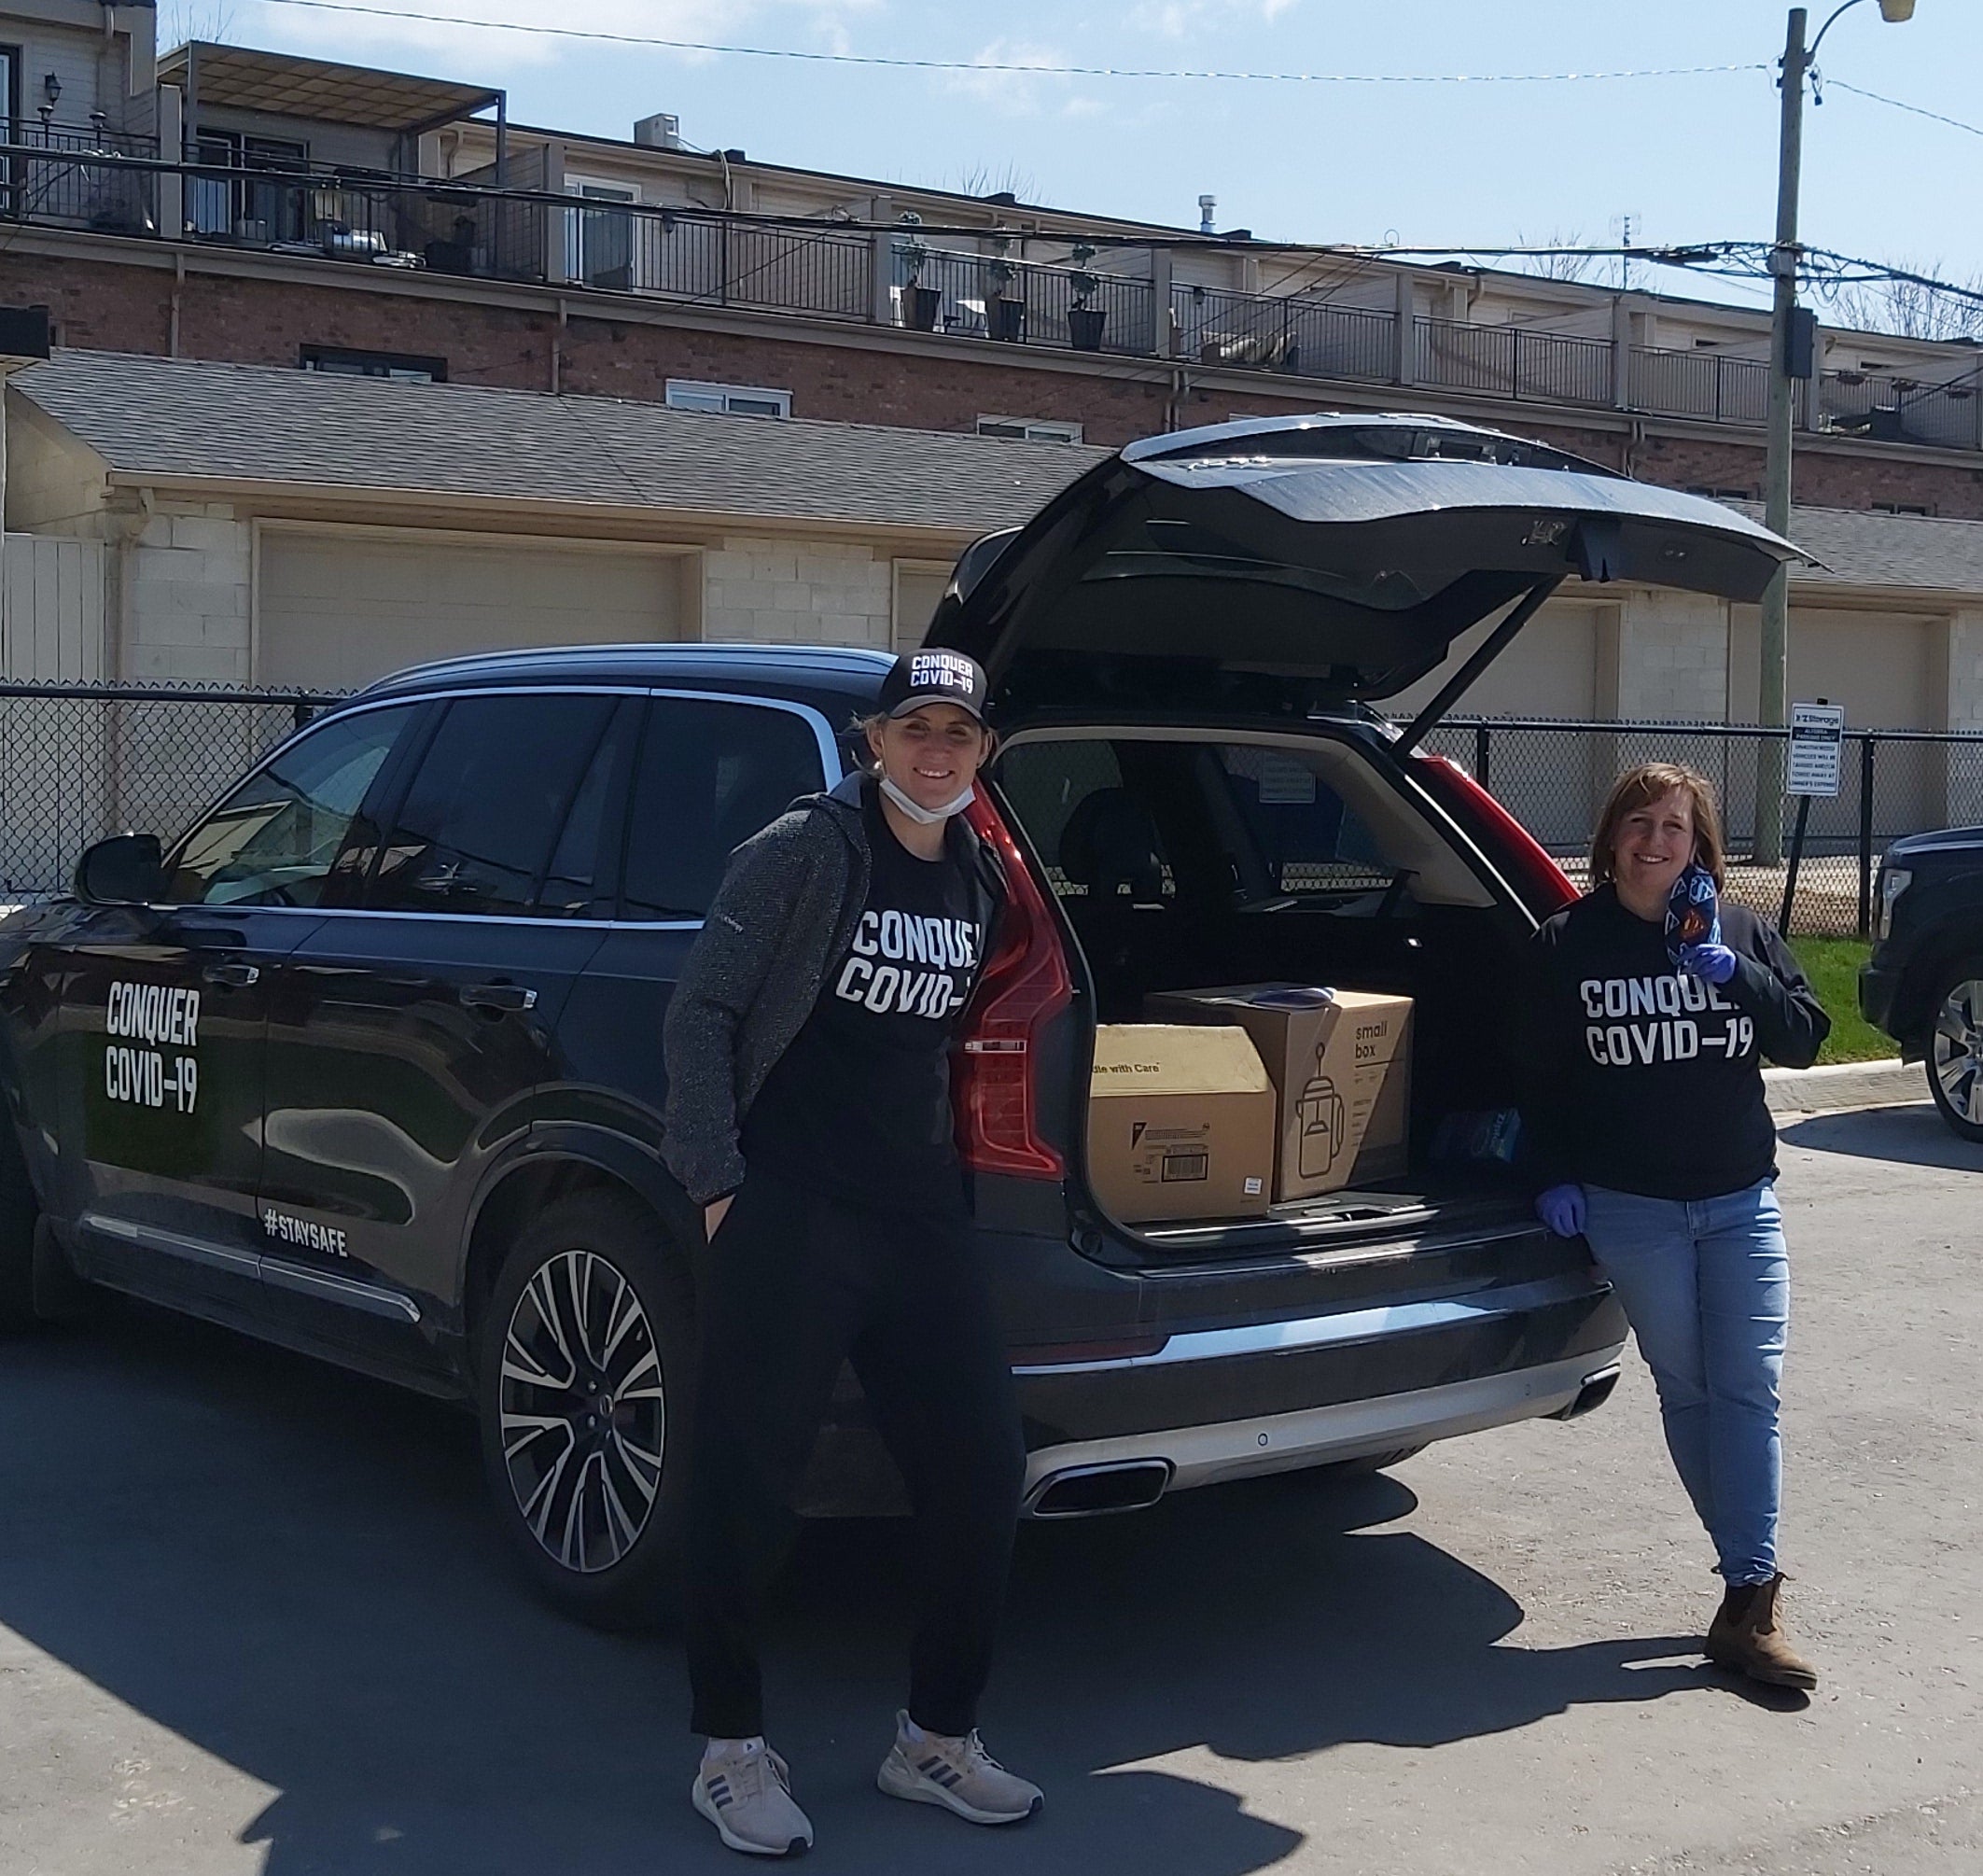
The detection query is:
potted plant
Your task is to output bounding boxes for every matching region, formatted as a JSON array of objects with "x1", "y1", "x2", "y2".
[
  {"x1": 1068, "y1": 262, "x2": 1106, "y2": 351},
  {"x1": 985, "y1": 242, "x2": 1025, "y2": 343},
  {"x1": 897, "y1": 235, "x2": 941, "y2": 331}
]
